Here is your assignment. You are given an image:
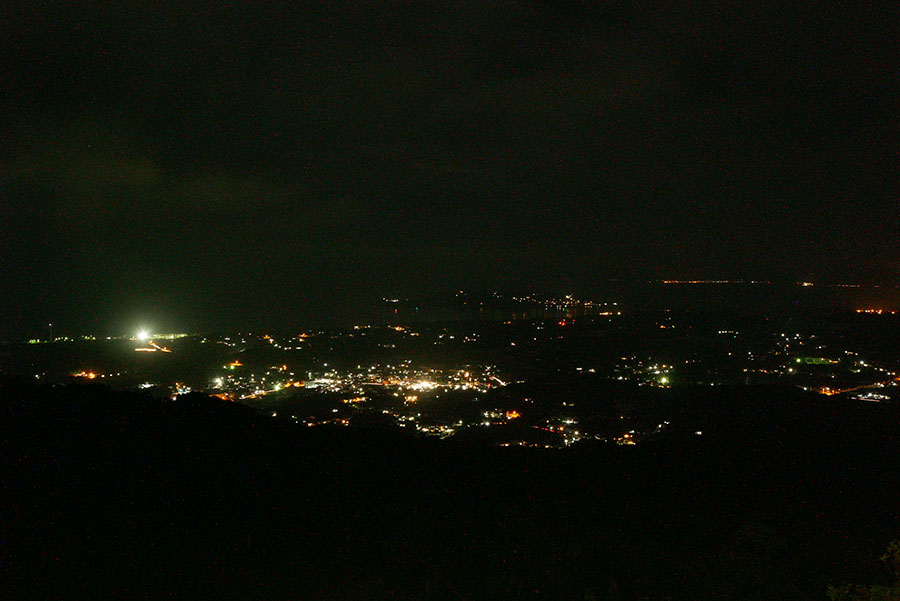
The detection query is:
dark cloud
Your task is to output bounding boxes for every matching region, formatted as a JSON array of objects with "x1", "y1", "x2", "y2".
[{"x1": 1, "y1": 1, "x2": 897, "y2": 336}]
